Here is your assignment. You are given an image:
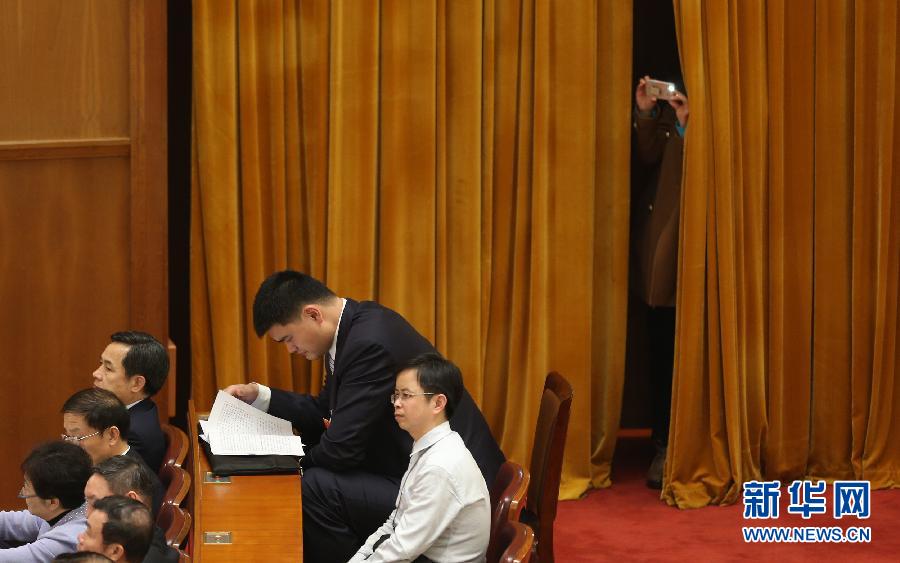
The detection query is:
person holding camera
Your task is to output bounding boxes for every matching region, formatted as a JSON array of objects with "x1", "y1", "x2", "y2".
[{"x1": 632, "y1": 75, "x2": 689, "y2": 489}]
